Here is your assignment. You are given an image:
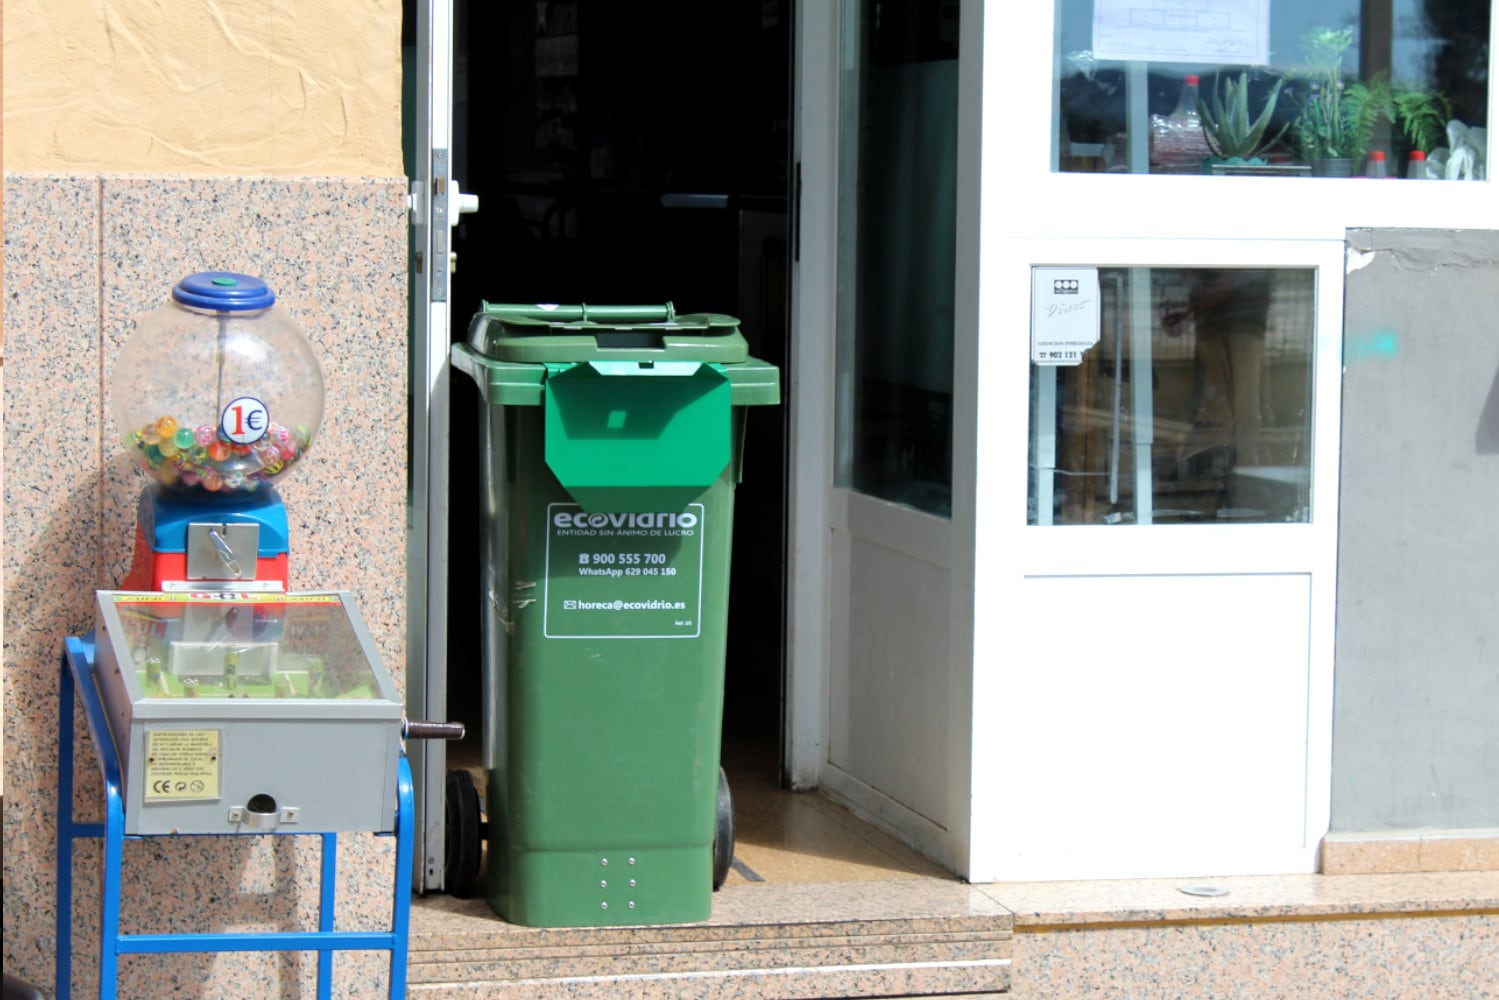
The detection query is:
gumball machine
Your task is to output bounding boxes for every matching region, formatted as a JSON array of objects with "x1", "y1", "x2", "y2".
[
  {"x1": 54, "y1": 271, "x2": 463, "y2": 999},
  {"x1": 116, "y1": 271, "x2": 322, "y2": 592}
]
